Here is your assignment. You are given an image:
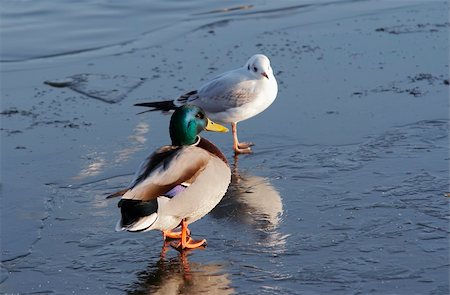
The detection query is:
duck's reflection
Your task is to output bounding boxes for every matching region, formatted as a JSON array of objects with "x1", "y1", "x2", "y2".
[
  {"x1": 211, "y1": 156, "x2": 284, "y2": 246},
  {"x1": 127, "y1": 245, "x2": 234, "y2": 295}
]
